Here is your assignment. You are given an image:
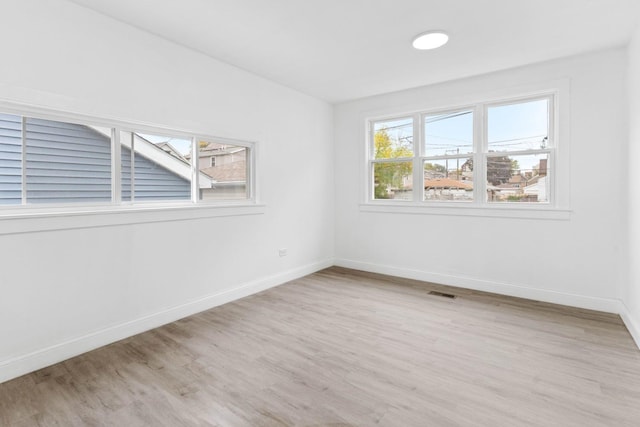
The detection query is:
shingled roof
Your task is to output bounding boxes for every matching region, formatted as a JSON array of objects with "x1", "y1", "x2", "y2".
[{"x1": 424, "y1": 178, "x2": 473, "y2": 190}]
